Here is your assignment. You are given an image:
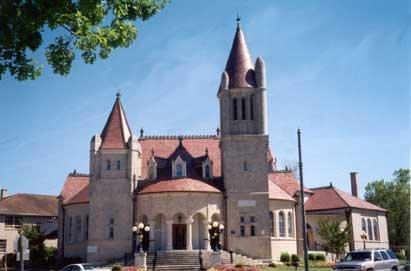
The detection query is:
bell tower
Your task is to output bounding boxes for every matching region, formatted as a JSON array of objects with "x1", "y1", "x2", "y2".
[{"x1": 219, "y1": 19, "x2": 271, "y2": 259}]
